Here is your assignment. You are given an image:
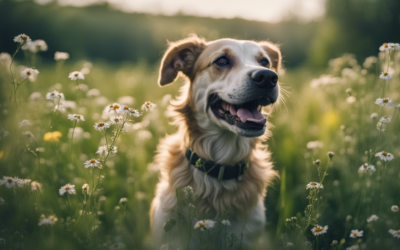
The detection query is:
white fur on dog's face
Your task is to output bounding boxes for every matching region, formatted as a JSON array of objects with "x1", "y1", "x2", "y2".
[{"x1": 192, "y1": 39, "x2": 280, "y2": 137}]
